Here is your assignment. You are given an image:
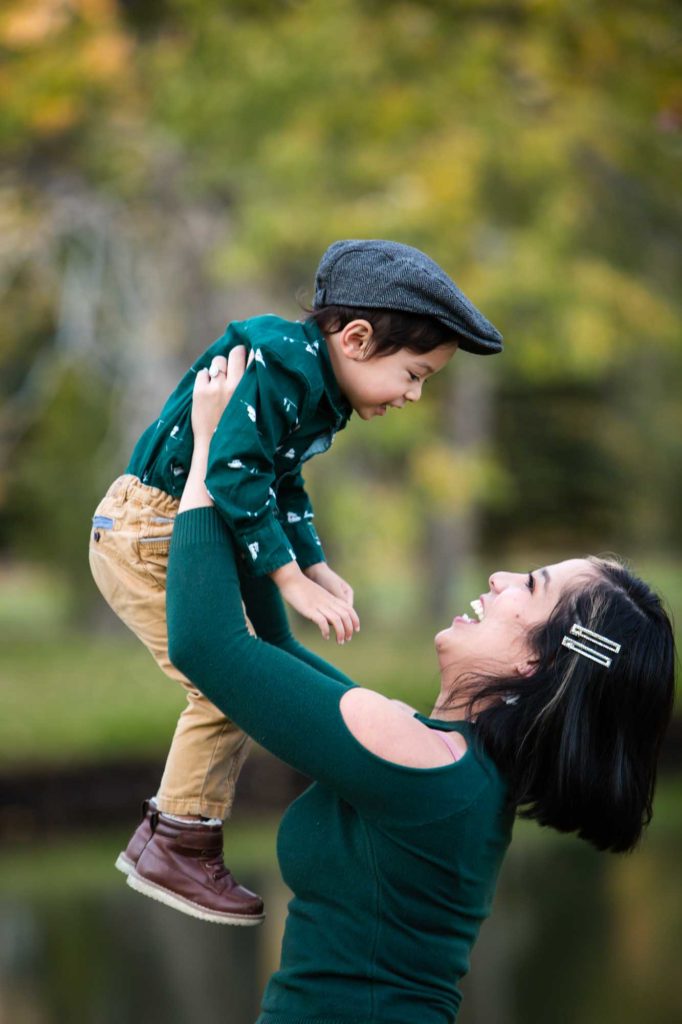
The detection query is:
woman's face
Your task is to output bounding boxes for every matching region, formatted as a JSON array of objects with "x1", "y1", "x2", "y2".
[{"x1": 435, "y1": 558, "x2": 596, "y2": 680}]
